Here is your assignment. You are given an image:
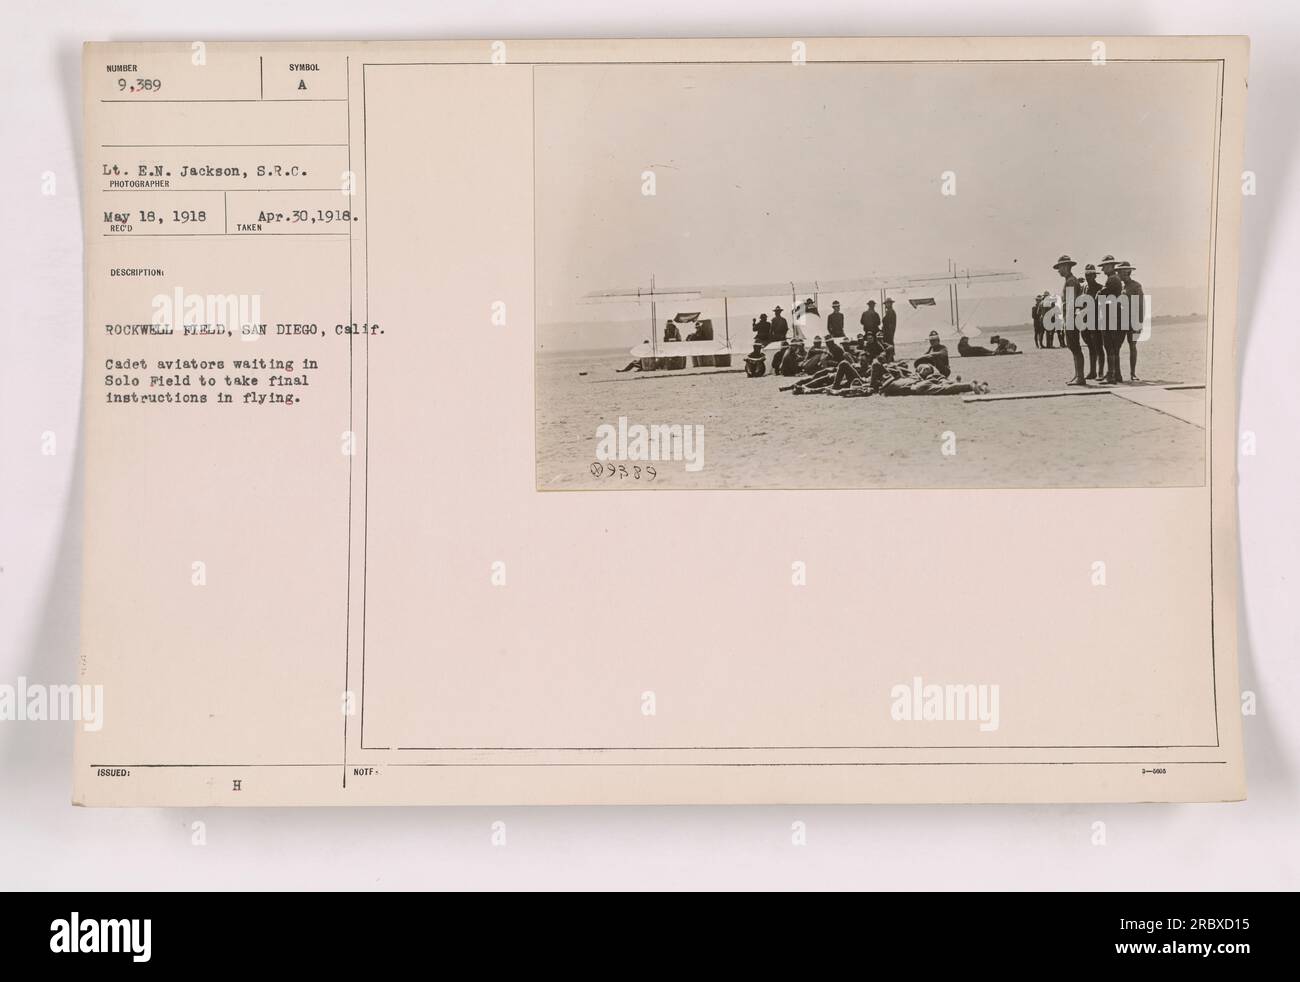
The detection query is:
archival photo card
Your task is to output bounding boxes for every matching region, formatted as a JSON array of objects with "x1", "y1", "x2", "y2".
[{"x1": 76, "y1": 37, "x2": 1246, "y2": 805}]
